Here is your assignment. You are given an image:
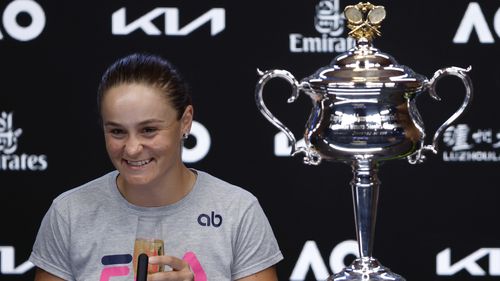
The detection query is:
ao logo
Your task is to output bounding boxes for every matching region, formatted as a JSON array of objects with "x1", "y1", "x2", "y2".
[
  {"x1": 291, "y1": 243, "x2": 500, "y2": 279},
  {"x1": 453, "y1": 2, "x2": 500, "y2": 43},
  {"x1": 182, "y1": 121, "x2": 211, "y2": 163},
  {"x1": 0, "y1": 0, "x2": 45, "y2": 41},
  {"x1": 290, "y1": 240, "x2": 358, "y2": 280}
]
